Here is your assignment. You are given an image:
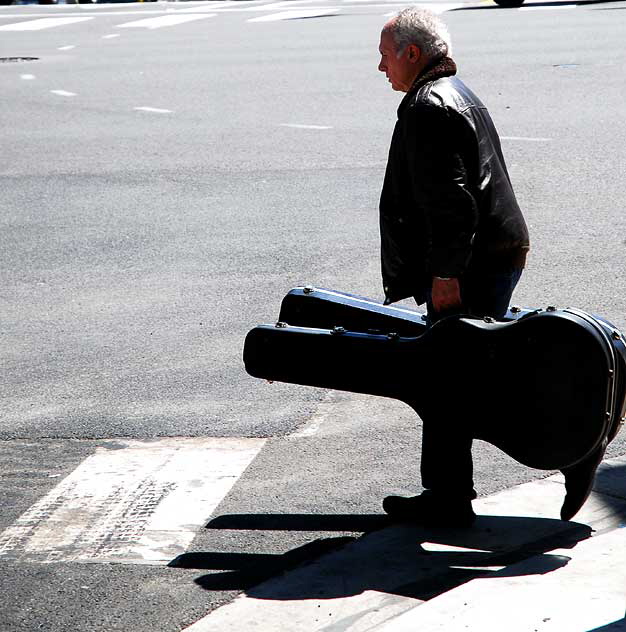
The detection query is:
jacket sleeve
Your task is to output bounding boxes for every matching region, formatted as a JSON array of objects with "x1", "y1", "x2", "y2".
[{"x1": 402, "y1": 103, "x2": 478, "y2": 279}]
